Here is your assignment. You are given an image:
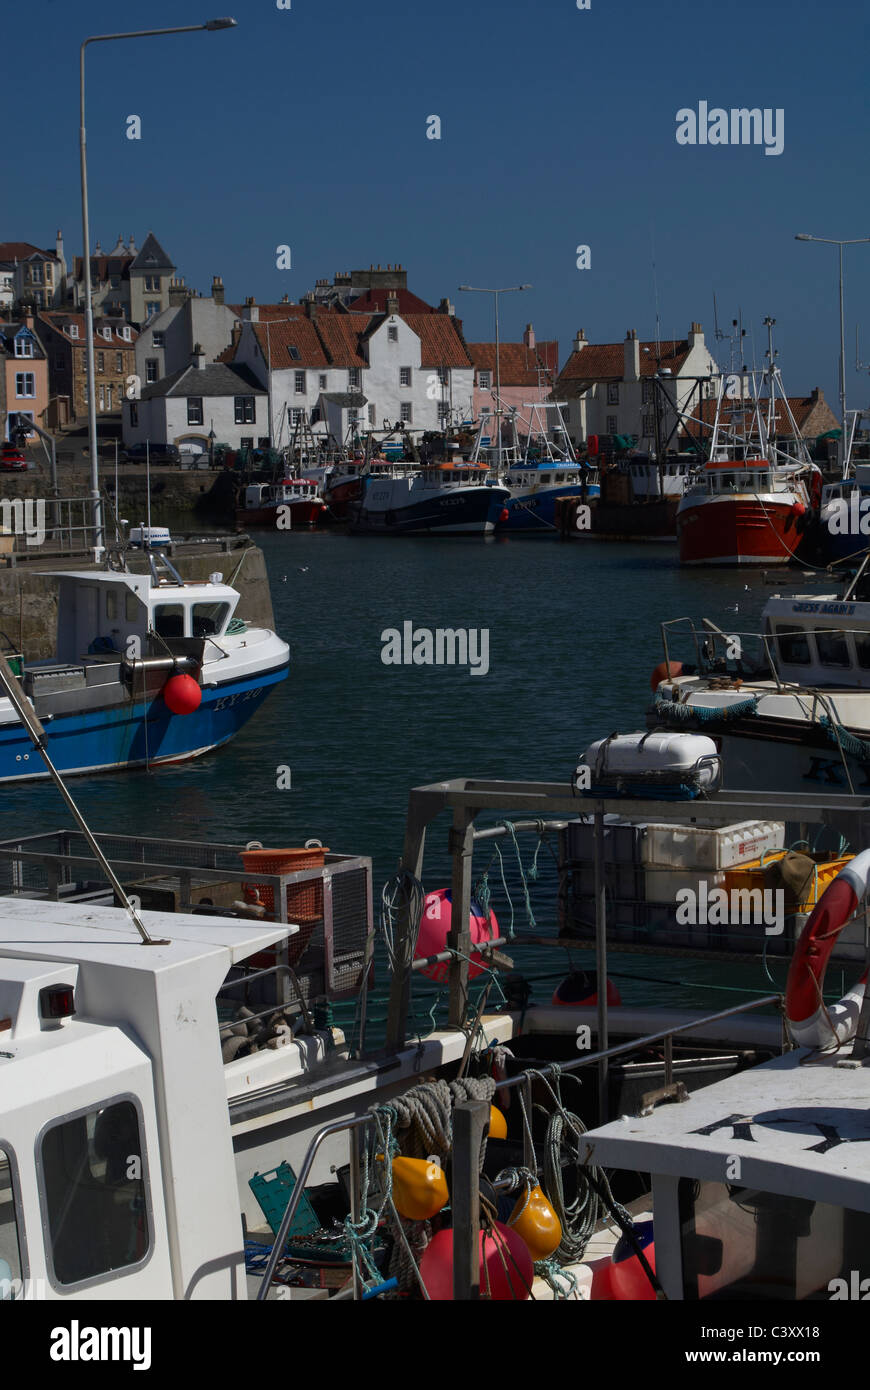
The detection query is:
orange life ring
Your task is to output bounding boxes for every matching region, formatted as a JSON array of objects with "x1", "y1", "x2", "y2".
[{"x1": 785, "y1": 850, "x2": 870, "y2": 1048}]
